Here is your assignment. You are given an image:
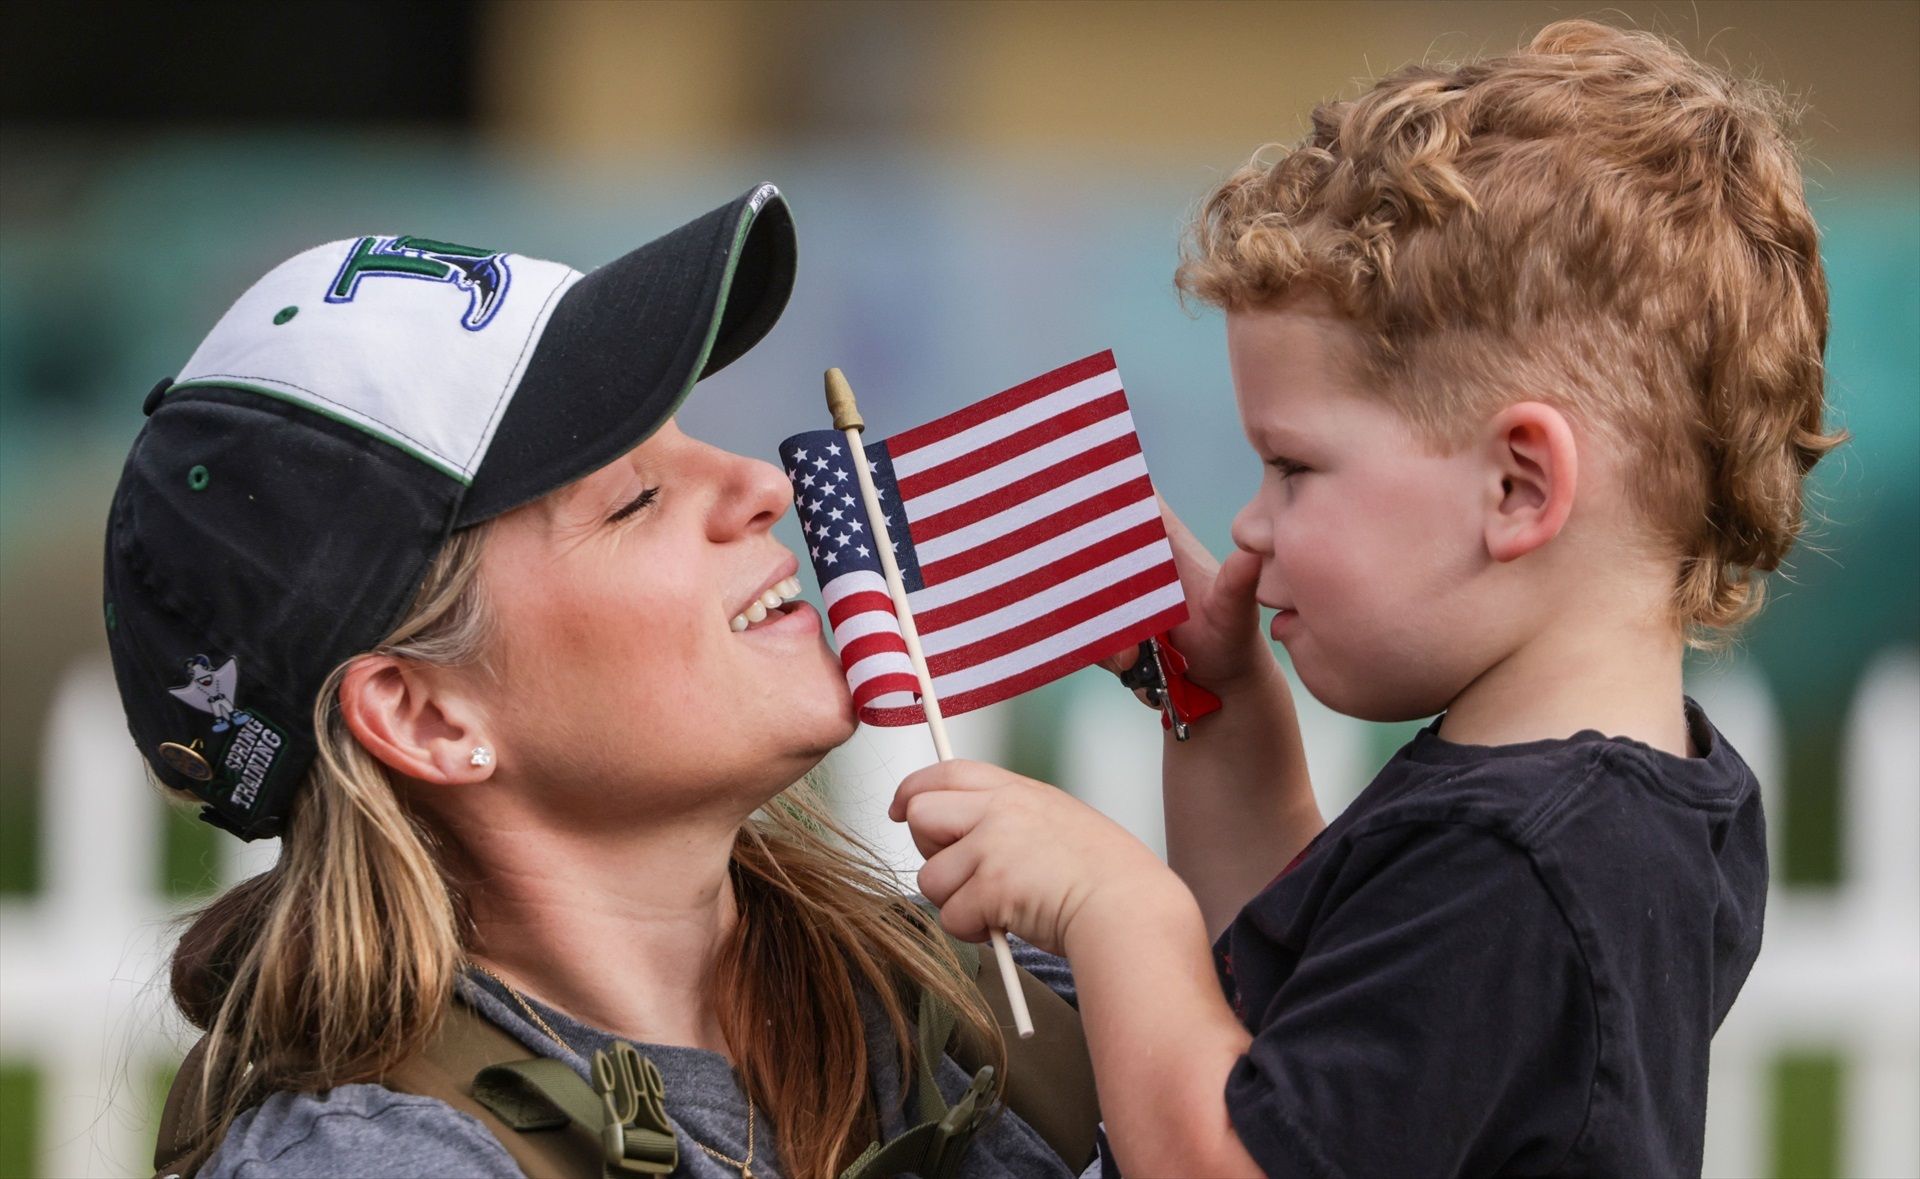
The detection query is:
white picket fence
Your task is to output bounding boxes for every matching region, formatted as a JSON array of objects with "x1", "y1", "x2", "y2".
[{"x1": 1, "y1": 652, "x2": 1915, "y2": 1177}]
